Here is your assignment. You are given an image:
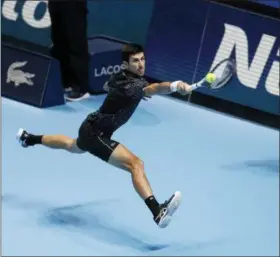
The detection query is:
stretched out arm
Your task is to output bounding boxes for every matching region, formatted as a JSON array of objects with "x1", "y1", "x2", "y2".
[{"x1": 143, "y1": 81, "x2": 192, "y2": 97}]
